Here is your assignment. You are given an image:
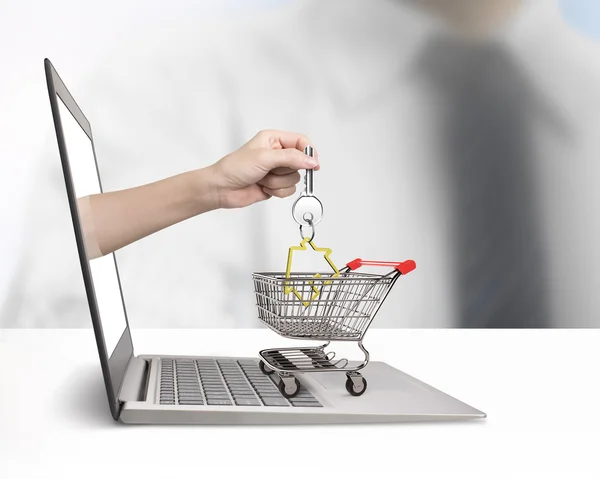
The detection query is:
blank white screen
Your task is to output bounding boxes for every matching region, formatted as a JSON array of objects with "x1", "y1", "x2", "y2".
[{"x1": 58, "y1": 97, "x2": 127, "y2": 356}]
